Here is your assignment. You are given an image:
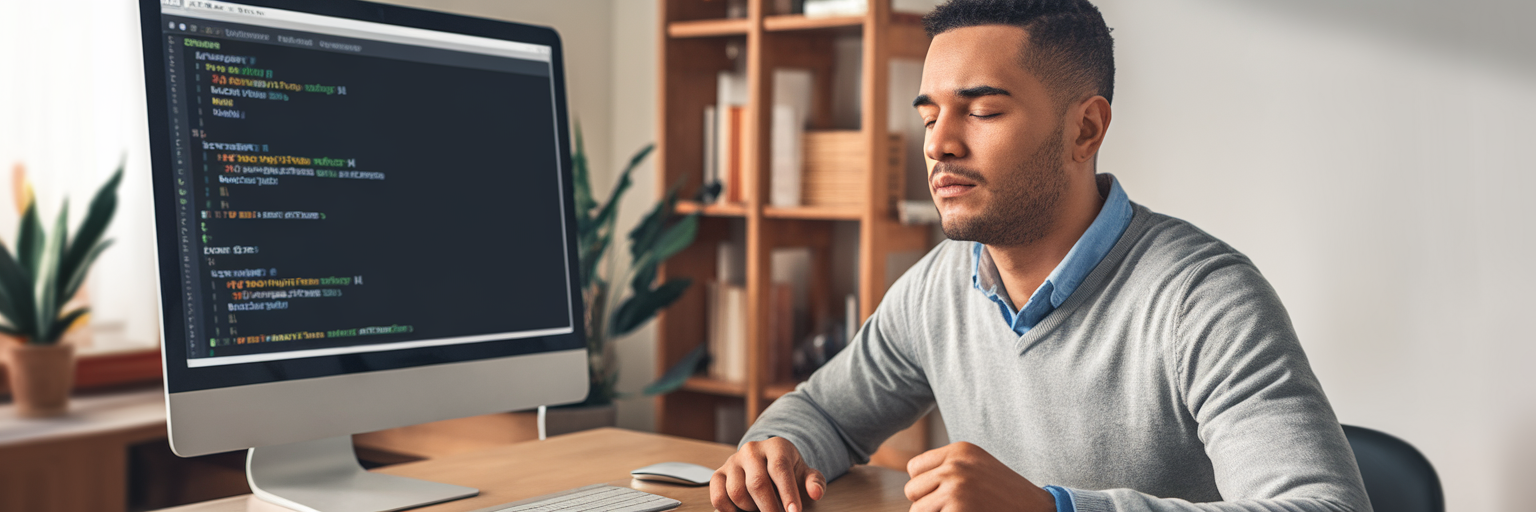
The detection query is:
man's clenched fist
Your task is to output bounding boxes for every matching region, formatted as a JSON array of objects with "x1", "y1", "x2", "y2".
[
  {"x1": 710, "y1": 437, "x2": 826, "y2": 512},
  {"x1": 904, "y1": 442, "x2": 1057, "y2": 512}
]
